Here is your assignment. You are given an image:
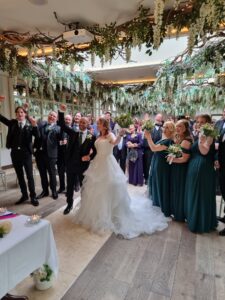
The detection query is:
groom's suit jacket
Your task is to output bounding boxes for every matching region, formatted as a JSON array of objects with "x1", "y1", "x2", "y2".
[{"x1": 58, "y1": 111, "x2": 96, "y2": 173}]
